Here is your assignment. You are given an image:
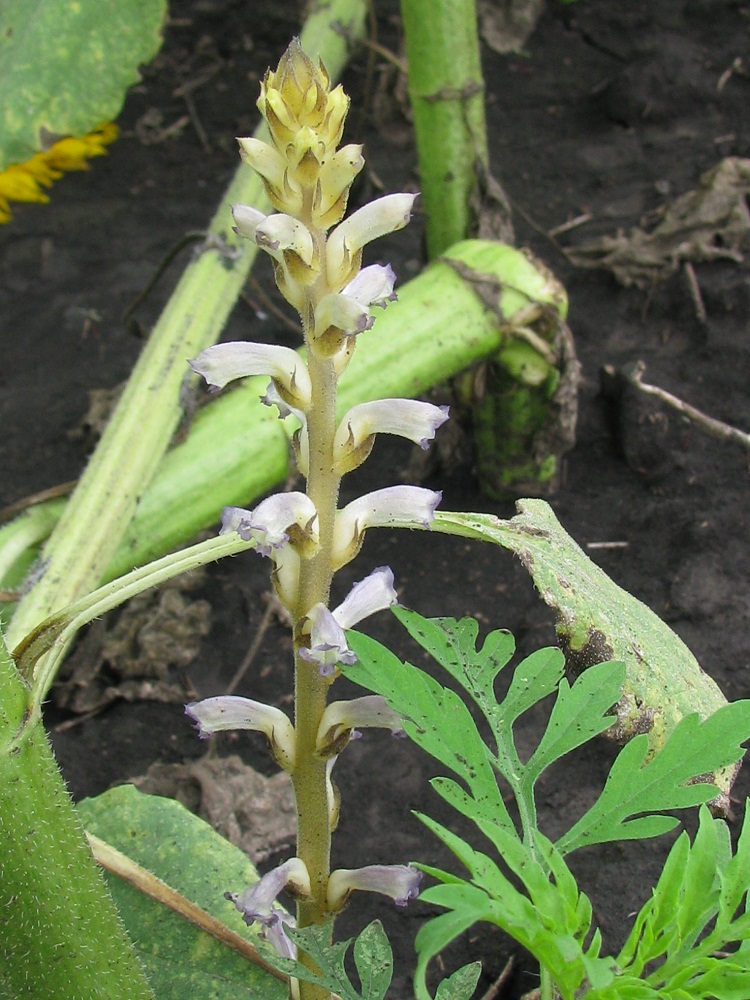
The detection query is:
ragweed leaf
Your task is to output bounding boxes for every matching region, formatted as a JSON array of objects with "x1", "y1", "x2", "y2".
[
  {"x1": 346, "y1": 610, "x2": 750, "y2": 999},
  {"x1": 345, "y1": 628, "x2": 513, "y2": 830},
  {"x1": 273, "y1": 919, "x2": 476, "y2": 1000},
  {"x1": 588, "y1": 806, "x2": 750, "y2": 999},
  {"x1": 558, "y1": 701, "x2": 750, "y2": 855}
]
